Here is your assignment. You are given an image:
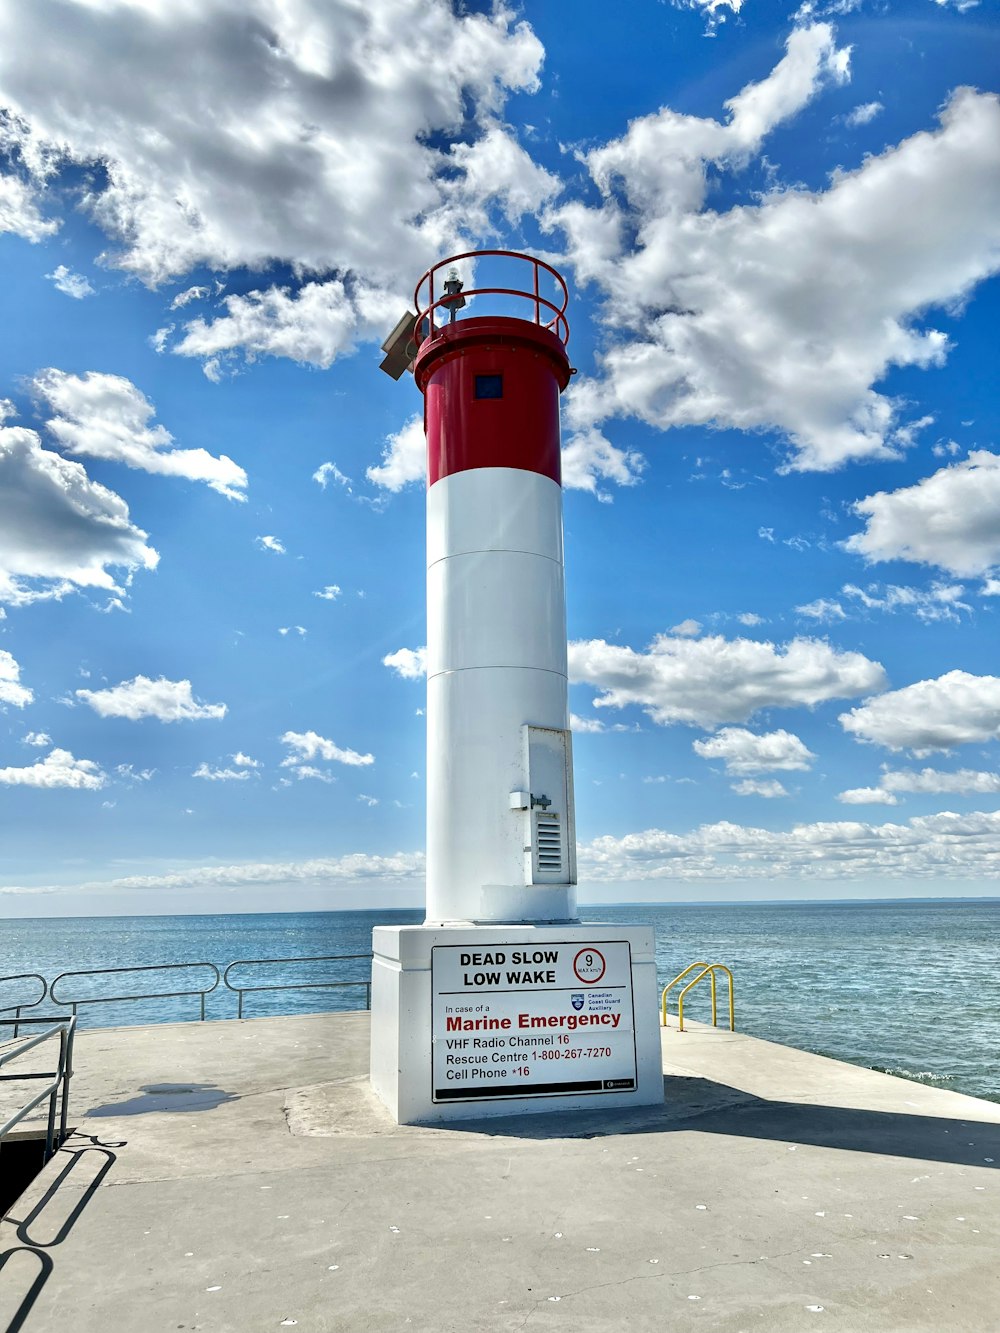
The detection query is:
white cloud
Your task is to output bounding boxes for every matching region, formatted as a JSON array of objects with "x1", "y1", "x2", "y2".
[
  {"x1": 193, "y1": 762, "x2": 252, "y2": 782},
  {"x1": 671, "y1": 619, "x2": 702, "y2": 638},
  {"x1": 33, "y1": 369, "x2": 247, "y2": 501},
  {"x1": 172, "y1": 278, "x2": 389, "y2": 372},
  {"x1": 551, "y1": 22, "x2": 1000, "y2": 473},
  {"x1": 930, "y1": 0, "x2": 980, "y2": 11},
  {"x1": 232, "y1": 752, "x2": 259, "y2": 768},
  {"x1": 256, "y1": 535, "x2": 286, "y2": 555},
  {"x1": 0, "y1": 649, "x2": 33, "y2": 707},
  {"x1": 285, "y1": 764, "x2": 336, "y2": 784},
  {"x1": 840, "y1": 670, "x2": 1000, "y2": 753},
  {"x1": 579, "y1": 809, "x2": 1000, "y2": 882},
  {"x1": 280, "y1": 729, "x2": 374, "y2": 767},
  {"x1": 797, "y1": 598, "x2": 847, "y2": 622},
  {"x1": 383, "y1": 646, "x2": 428, "y2": 680},
  {"x1": 0, "y1": 171, "x2": 57, "y2": 241},
  {"x1": 844, "y1": 101, "x2": 883, "y2": 127},
  {"x1": 279, "y1": 626, "x2": 307, "y2": 637},
  {"x1": 77, "y1": 676, "x2": 227, "y2": 723},
  {"x1": 0, "y1": 850, "x2": 426, "y2": 897},
  {"x1": 570, "y1": 713, "x2": 608, "y2": 734},
  {"x1": 0, "y1": 0, "x2": 546, "y2": 374},
  {"x1": 358, "y1": 793, "x2": 379, "y2": 807},
  {"x1": 314, "y1": 585, "x2": 341, "y2": 601},
  {"x1": 170, "y1": 285, "x2": 211, "y2": 310},
  {"x1": 737, "y1": 612, "x2": 765, "y2": 626},
  {"x1": 841, "y1": 581, "x2": 970, "y2": 623},
  {"x1": 367, "y1": 416, "x2": 425, "y2": 493},
  {"x1": 844, "y1": 451, "x2": 1000, "y2": 577},
  {"x1": 45, "y1": 264, "x2": 94, "y2": 299},
  {"x1": 22, "y1": 730, "x2": 50, "y2": 747},
  {"x1": 313, "y1": 462, "x2": 352, "y2": 491},
  {"x1": 560, "y1": 429, "x2": 645, "y2": 502},
  {"x1": 568, "y1": 632, "x2": 886, "y2": 728},
  {"x1": 731, "y1": 778, "x2": 789, "y2": 798},
  {"x1": 837, "y1": 786, "x2": 900, "y2": 805},
  {"x1": 693, "y1": 727, "x2": 816, "y2": 773},
  {"x1": 0, "y1": 747, "x2": 105, "y2": 789},
  {"x1": 881, "y1": 767, "x2": 1000, "y2": 795},
  {"x1": 0, "y1": 422, "x2": 158, "y2": 606},
  {"x1": 115, "y1": 764, "x2": 155, "y2": 782}
]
